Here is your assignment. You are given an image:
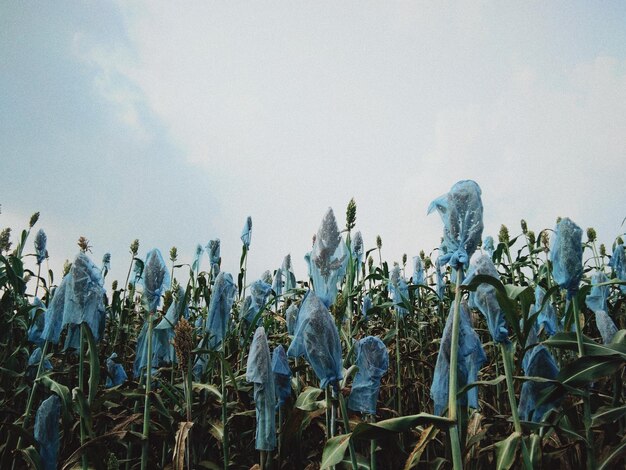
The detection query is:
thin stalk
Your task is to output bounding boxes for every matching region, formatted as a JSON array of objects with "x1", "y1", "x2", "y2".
[
  {"x1": 500, "y1": 343, "x2": 532, "y2": 470},
  {"x1": 572, "y1": 296, "x2": 595, "y2": 469},
  {"x1": 114, "y1": 252, "x2": 136, "y2": 352},
  {"x1": 368, "y1": 414, "x2": 377, "y2": 470},
  {"x1": 260, "y1": 450, "x2": 266, "y2": 470},
  {"x1": 34, "y1": 263, "x2": 42, "y2": 298},
  {"x1": 141, "y1": 312, "x2": 154, "y2": 470},
  {"x1": 395, "y1": 310, "x2": 402, "y2": 417},
  {"x1": 221, "y1": 355, "x2": 229, "y2": 470},
  {"x1": 447, "y1": 268, "x2": 463, "y2": 470},
  {"x1": 79, "y1": 326, "x2": 88, "y2": 470},
  {"x1": 337, "y1": 391, "x2": 358, "y2": 470}
]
